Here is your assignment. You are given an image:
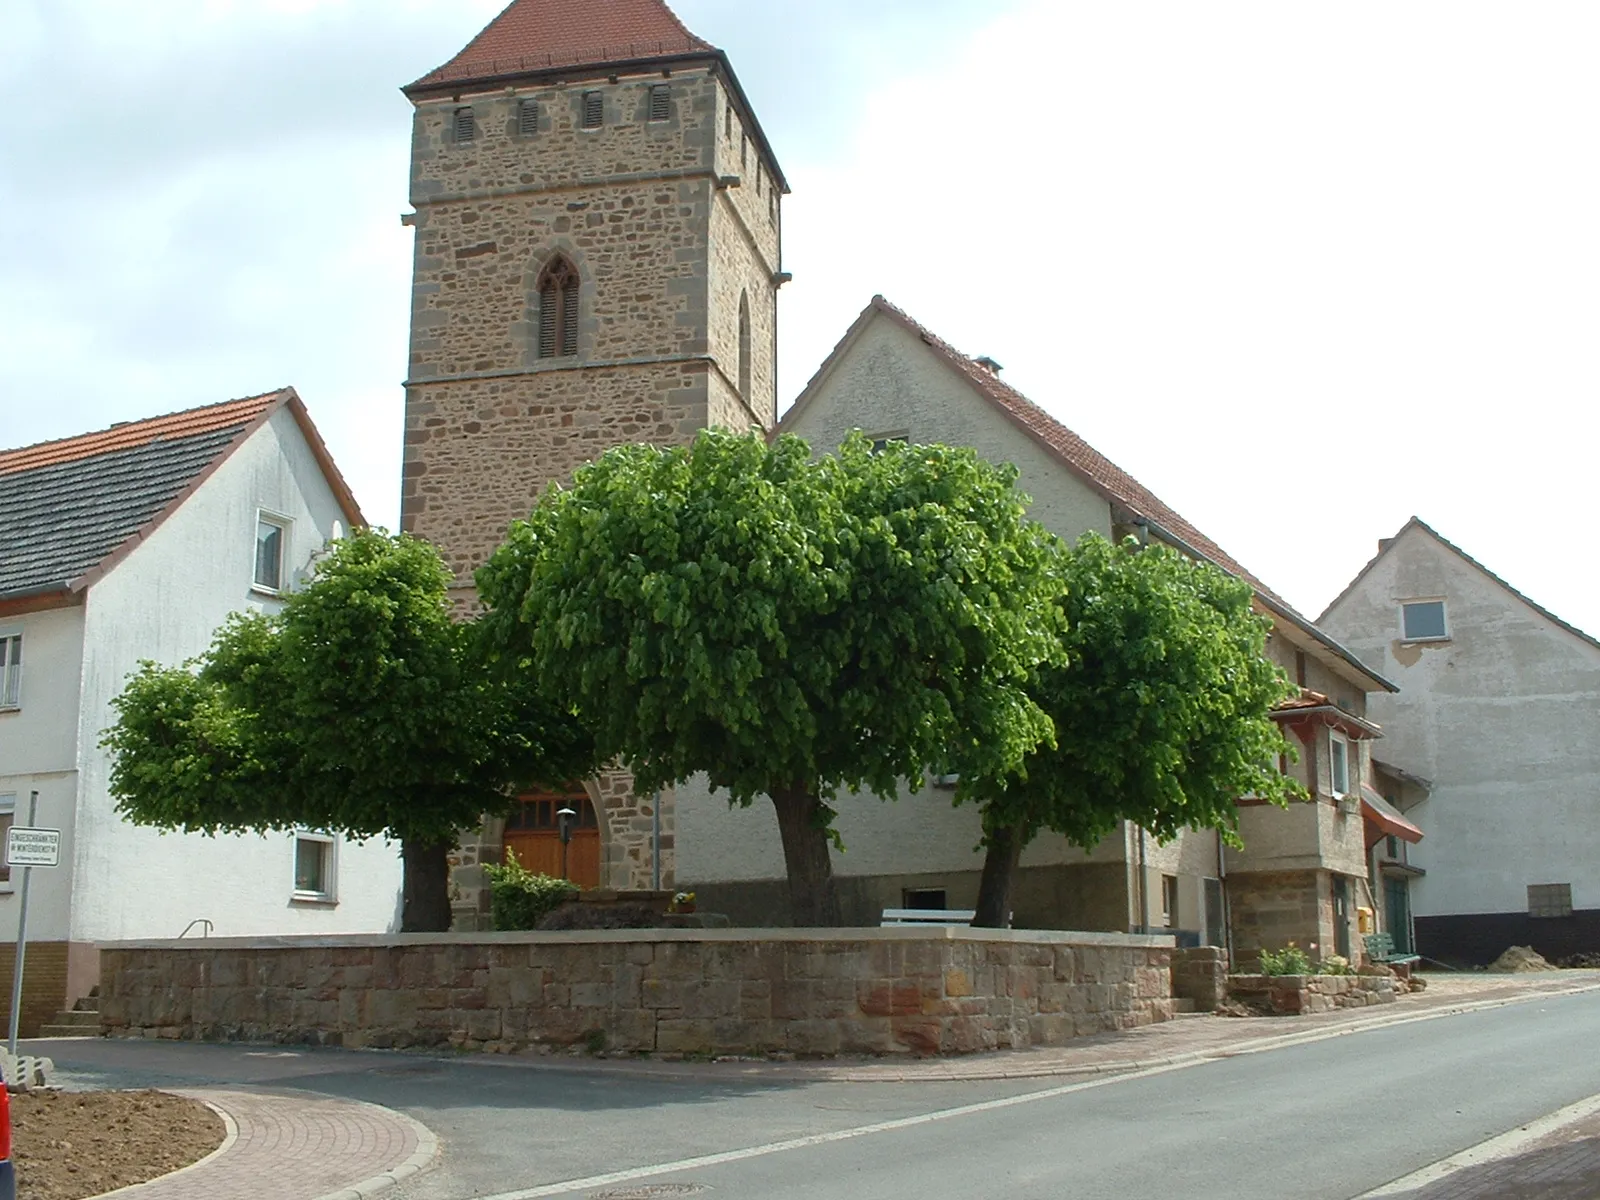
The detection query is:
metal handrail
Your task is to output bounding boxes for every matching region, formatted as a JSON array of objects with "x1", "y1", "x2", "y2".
[{"x1": 178, "y1": 919, "x2": 213, "y2": 939}]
